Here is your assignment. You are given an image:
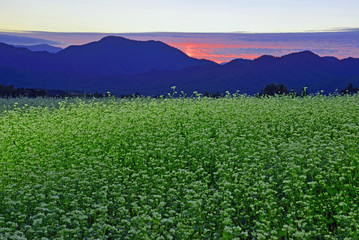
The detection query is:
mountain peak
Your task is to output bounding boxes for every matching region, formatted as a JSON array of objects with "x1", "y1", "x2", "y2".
[
  {"x1": 52, "y1": 35, "x2": 215, "y2": 75},
  {"x1": 98, "y1": 36, "x2": 133, "y2": 43},
  {"x1": 254, "y1": 55, "x2": 277, "y2": 64},
  {"x1": 224, "y1": 58, "x2": 252, "y2": 68},
  {"x1": 282, "y1": 50, "x2": 320, "y2": 60}
]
